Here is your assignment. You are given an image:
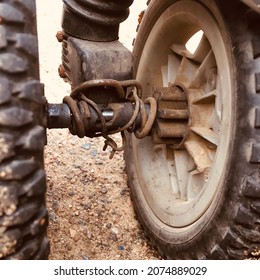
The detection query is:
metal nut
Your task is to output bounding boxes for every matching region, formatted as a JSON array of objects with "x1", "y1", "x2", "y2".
[
  {"x1": 56, "y1": 31, "x2": 64, "y2": 42},
  {"x1": 58, "y1": 64, "x2": 66, "y2": 79}
]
